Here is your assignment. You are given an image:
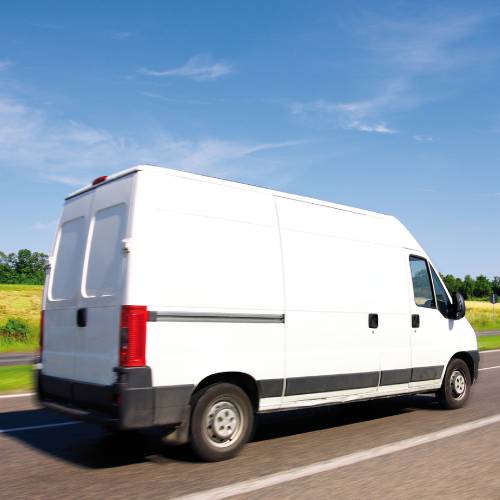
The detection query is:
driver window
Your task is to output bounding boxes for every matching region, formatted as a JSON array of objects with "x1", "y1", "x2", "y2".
[
  {"x1": 409, "y1": 256, "x2": 436, "y2": 309},
  {"x1": 430, "y1": 266, "x2": 453, "y2": 316}
]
